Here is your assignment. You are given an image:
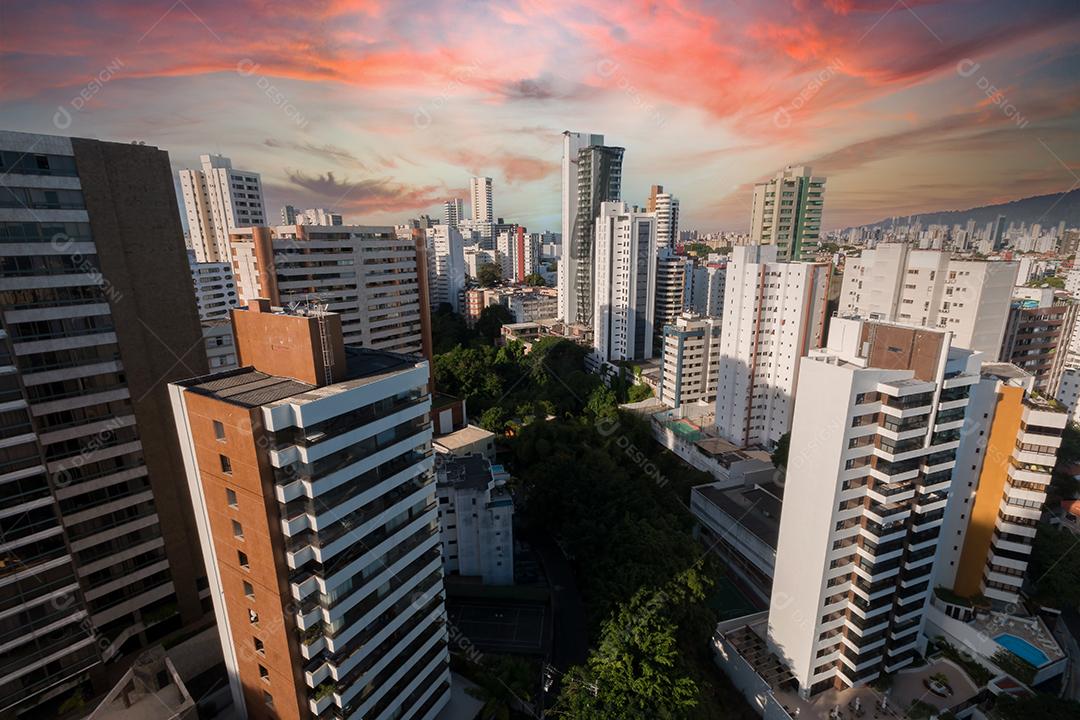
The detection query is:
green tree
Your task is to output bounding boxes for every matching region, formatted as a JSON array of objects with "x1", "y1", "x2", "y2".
[
  {"x1": 1028, "y1": 524, "x2": 1080, "y2": 608},
  {"x1": 524, "y1": 272, "x2": 546, "y2": 286},
  {"x1": 771, "y1": 432, "x2": 791, "y2": 469},
  {"x1": 479, "y1": 405, "x2": 507, "y2": 433},
  {"x1": 465, "y1": 655, "x2": 536, "y2": 720},
  {"x1": 477, "y1": 262, "x2": 502, "y2": 287},
  {"x1": 430, "y1": 303, "x2": 472, "y2": 353},
  {"x1": 627, "y1": 383, "x2": 654, "y2": 402},
  {"x1": 1026, "y1": 276, "x2": 1065, "y2": 289},
  {"x1": 476, "y1": 304, "x2": 515, "y2": 343},
  {"x1": 555, "y1": 572, "x2": 705, "y2": 719},
  {"x1": 1050, "y1": 422, "x2": 1080, "y2": 499},
  {"x1": 995, "y1": 694, "x2": 1080, "y2": 720}
]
